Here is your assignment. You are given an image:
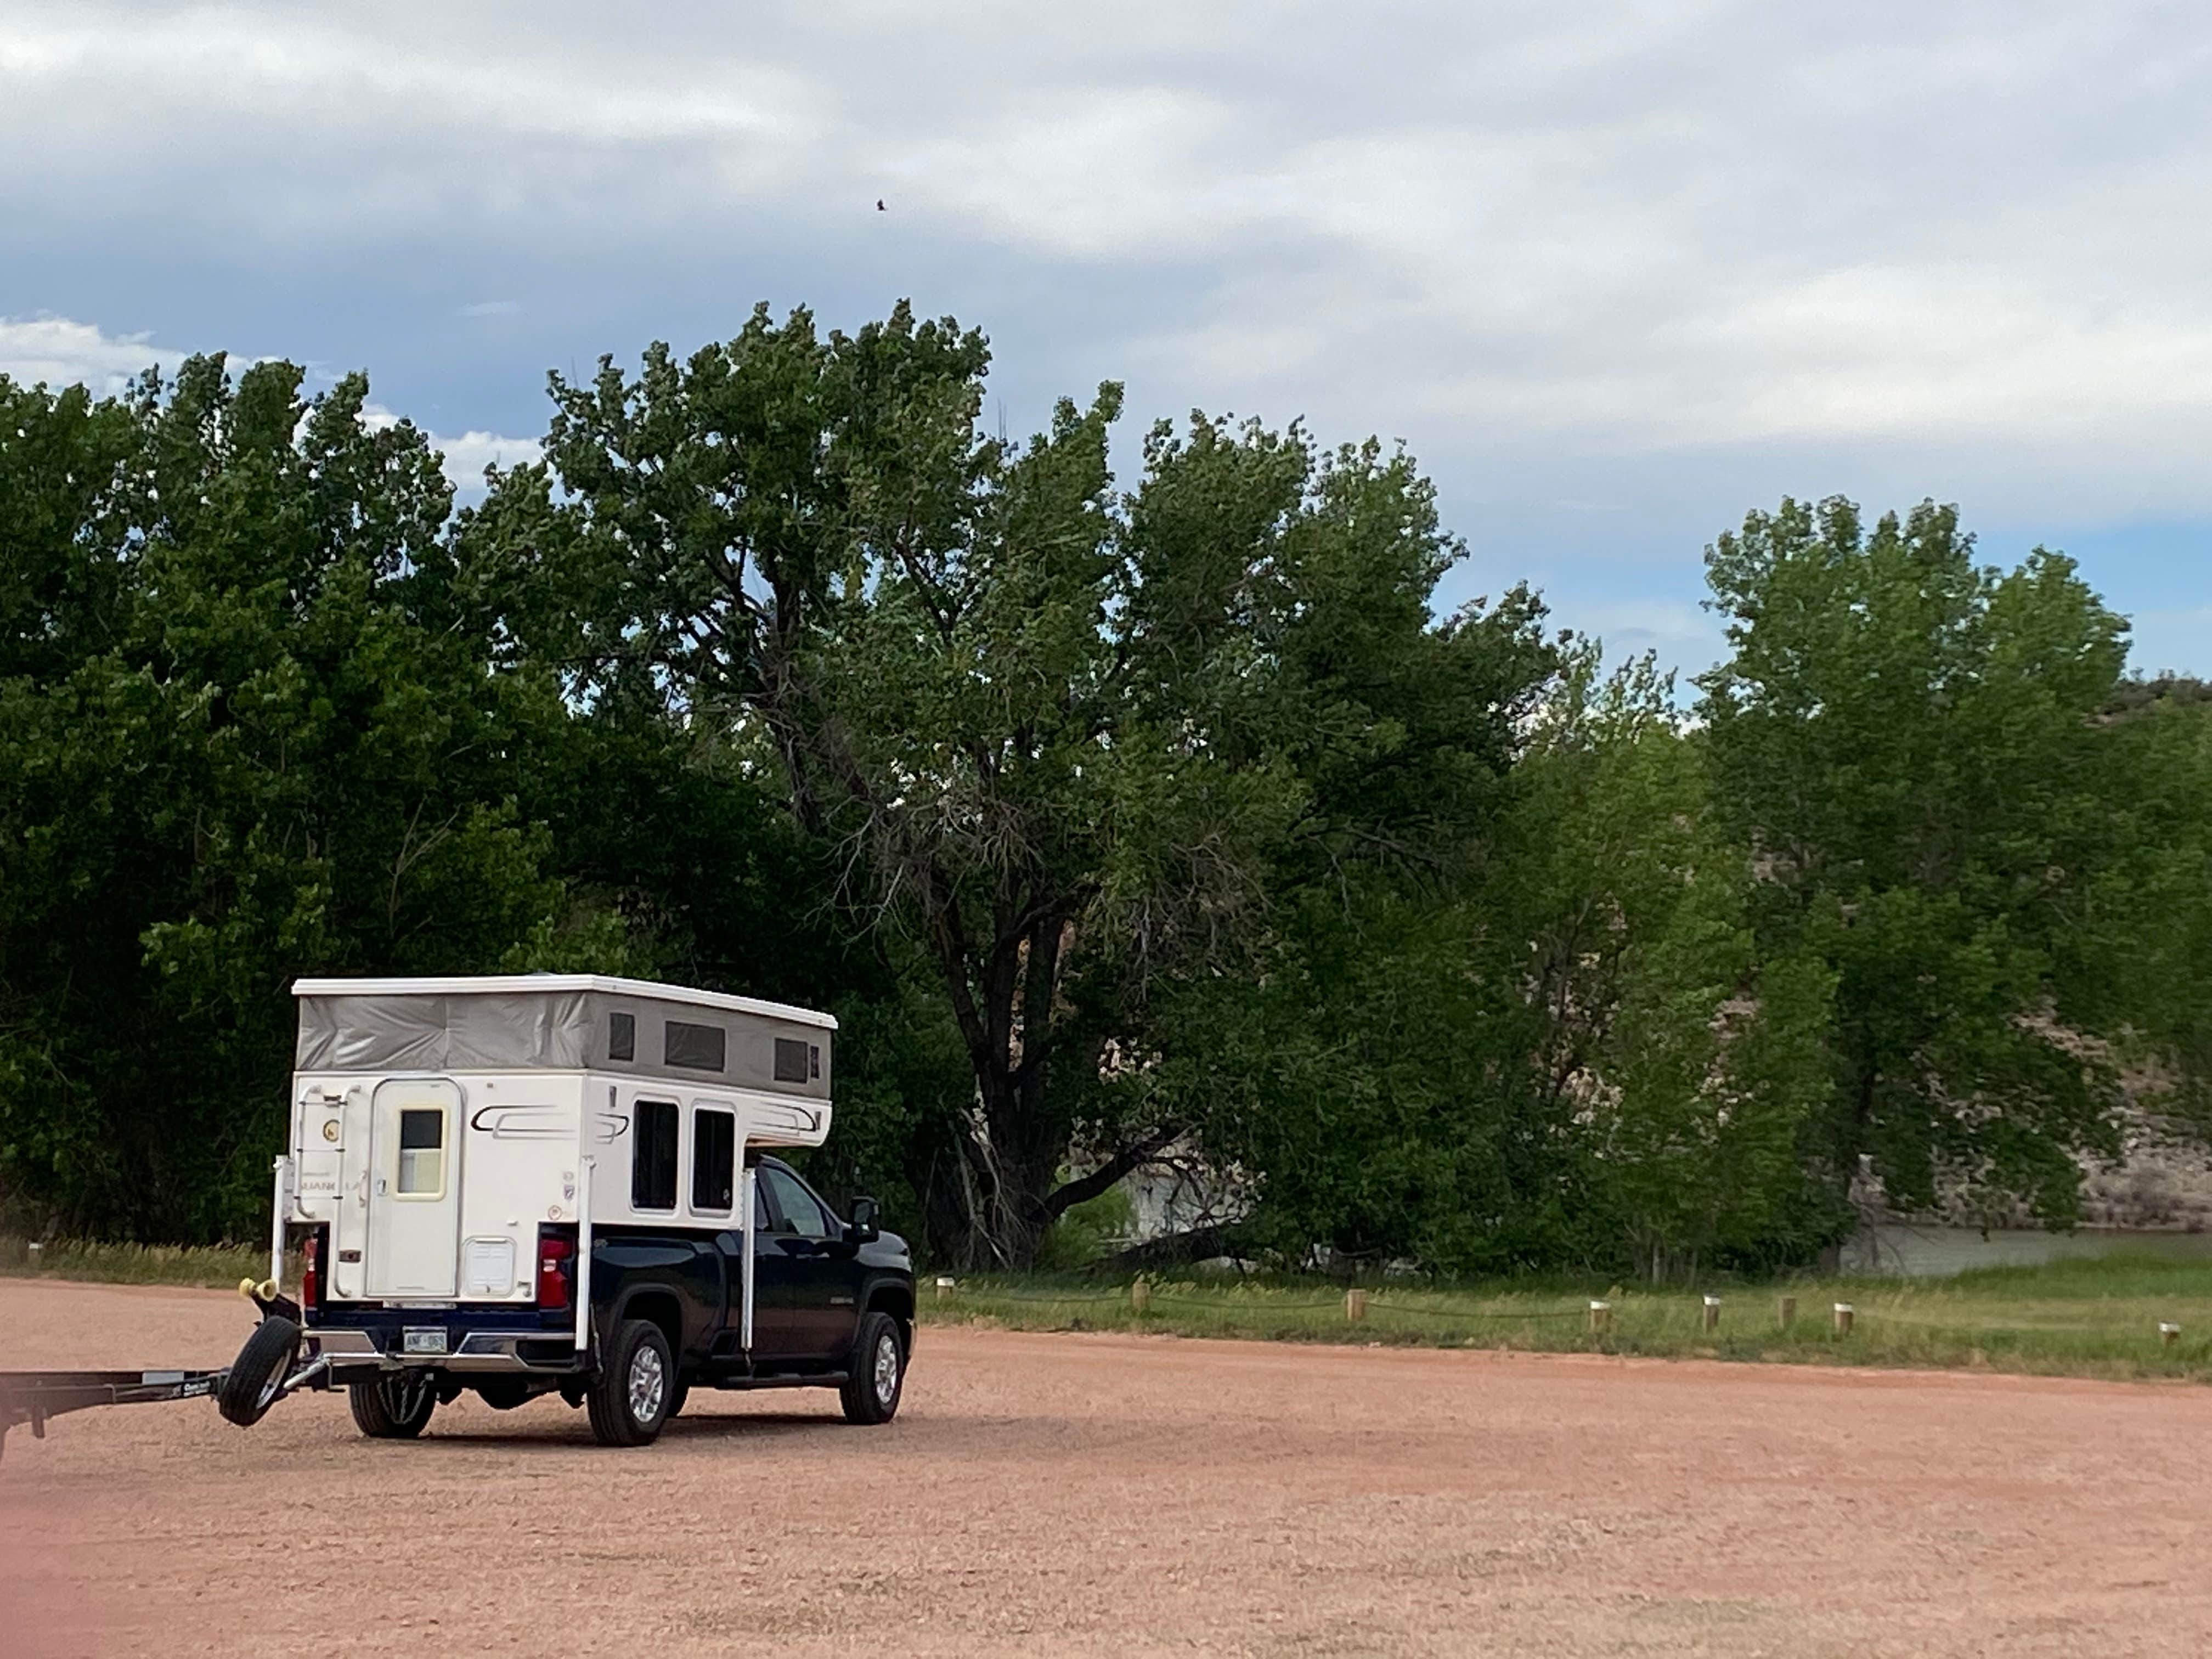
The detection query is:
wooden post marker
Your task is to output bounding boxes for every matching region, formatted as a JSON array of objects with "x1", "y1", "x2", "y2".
[
  {"x1": 1588, "y1": 1299, "x2": 1612, "y2": 1333},
  {"x1": 1131, "y1": 1279, "x2": 1151, "y2": 1315},
  {"x1": 1832, "y1": 1302, "x2": 1854, "y2": 1336},
  {"x1": 2160, "y1": 1322, "x2": 2181, "y2": 1349},
  {"x1": 25, "y1": 1242, "x2": 41, "y2": 1265},
  {"x1": 1701, "y1": 1295, "x2": 1721, "y2": 1333},
  {"x1": 1345, "y1": 1288, "x2": 1368, "y2": 1323},
  {"x1": 934, "y1": 1275, "x2": 956, "y2": 1304},
  {"x1": 1777, "y1": 1295, "x2": 1797, "y2": 1329}
]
